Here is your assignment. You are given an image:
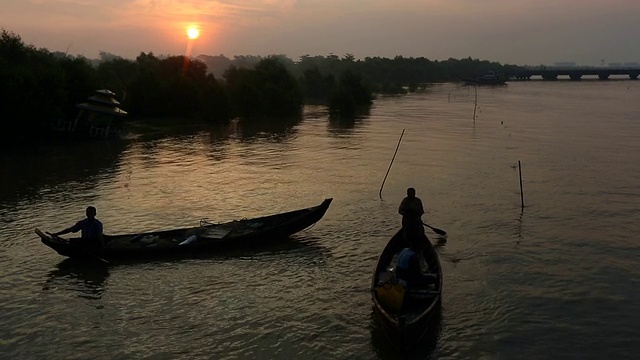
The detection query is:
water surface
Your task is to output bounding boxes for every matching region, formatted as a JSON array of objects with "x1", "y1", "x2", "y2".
[{"x1": 1, "y1": 81, "x2": 639, "y2": 359}]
